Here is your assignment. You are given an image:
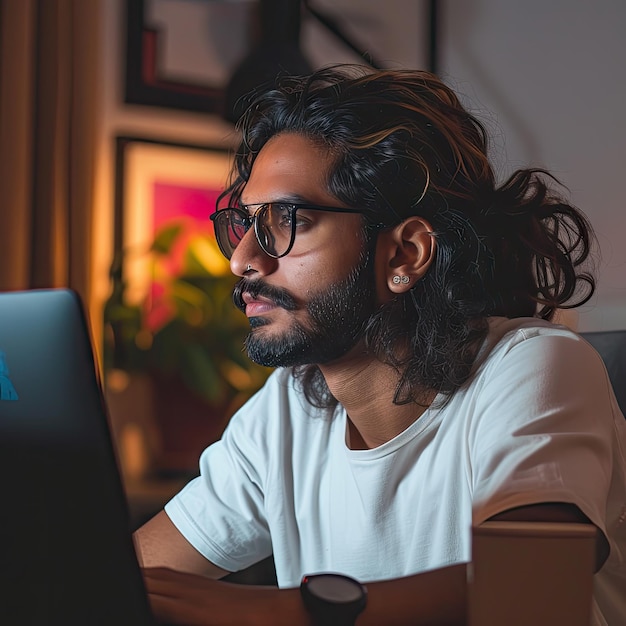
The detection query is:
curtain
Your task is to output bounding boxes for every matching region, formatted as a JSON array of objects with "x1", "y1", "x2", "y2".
[{"x1": 0, "y1": 0, "x2": 101, "y2": 306}]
